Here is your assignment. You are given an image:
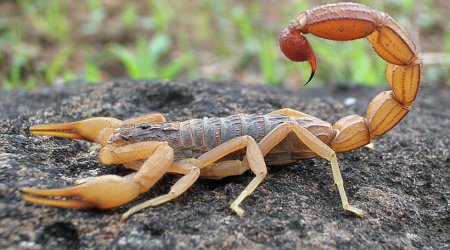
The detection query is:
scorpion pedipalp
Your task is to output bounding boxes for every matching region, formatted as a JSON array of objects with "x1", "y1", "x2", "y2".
[
  {"x1": 21, "y1": 175, "x2": 141, "y2": 209},
  {"x1": 29, "y1": 117, "x2": 122, "y2": 144}
]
